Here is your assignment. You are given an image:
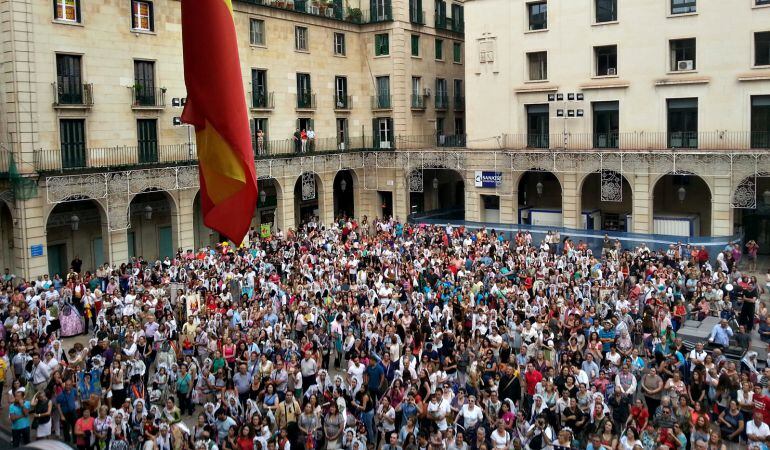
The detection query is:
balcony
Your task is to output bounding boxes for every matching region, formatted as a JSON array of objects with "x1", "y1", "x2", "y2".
[
  {"x1": 239, "y1": 0, "x2": 392, "y2": 24},
  {"x1": 411, "y1": 94, "x2": 426, "y2": 109},
  {"x1": 453, "y1": 96, "x2": 464, "y2": 111},
  {"x1": 334, "y1": 95, "x2": 352, "y2": 111},
  {"x1": 435, "y1": 15, "x2": 447, "y2": 29},
  {"x1": 35, "y1": 144, "x2": 197, "y2": 173},
  {"x1": 52, "y1": 82, "x2": 94, "y2": 108},
  {"x1": 131, "y1": 87, "x2": 166, "y2": 109},
  {"x1": 410, "y1": 9, "x2": 425, "y2": 24},
  {"x1": 371, "y1": 94, "x2": 391, "y2": 110},
  {"x1": 435, "y1": 94, "x2": 449, "y2": 110},
  {"x1": 295, "y1": 92, "x2": 316, "y2": 110},
  {"x1": 500, "y1": 131, "x2": 770, "y2": 151},
  {"x1": 437, "y1": 134, "x2": 466, "y2": 147},
  {"x1": 450, "y1": 17, "x2": 464, "y2": 33},
  {"x1": 251, "y1": 91, "x2": 275, "y2": 110}
]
